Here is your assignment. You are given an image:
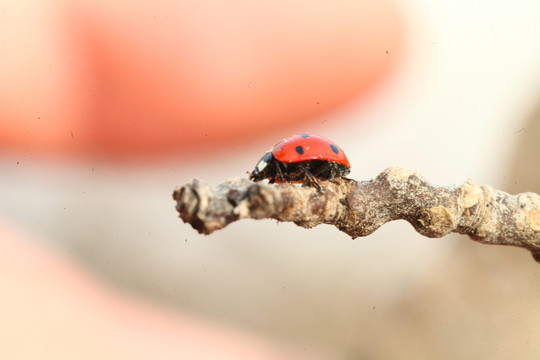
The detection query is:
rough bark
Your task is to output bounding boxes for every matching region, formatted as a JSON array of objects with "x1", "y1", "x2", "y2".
[{"x1": 173, "y1": 167, "x2": 540, "y2": 263}]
